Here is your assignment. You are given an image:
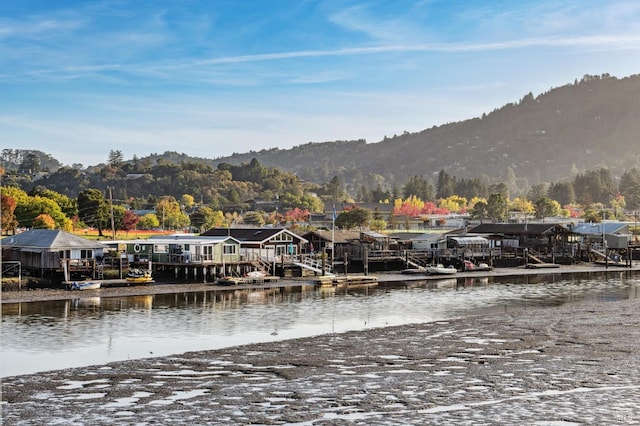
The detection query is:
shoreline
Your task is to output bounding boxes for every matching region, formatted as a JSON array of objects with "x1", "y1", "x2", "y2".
[
  {"x1": 2, "y1": 262, "x2": 638, "y2": 304},
  {"x1": 3, "y1": 296, "x2": 640, "y2": 424}
]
